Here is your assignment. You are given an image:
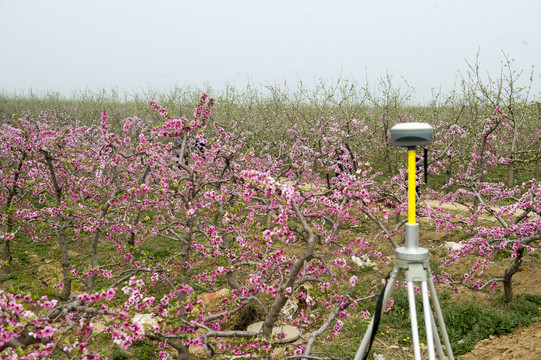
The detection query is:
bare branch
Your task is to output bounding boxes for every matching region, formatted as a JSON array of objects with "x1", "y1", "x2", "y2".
[{"x1": 303, "y1": 302, "x2": 348, "y2": 355}]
